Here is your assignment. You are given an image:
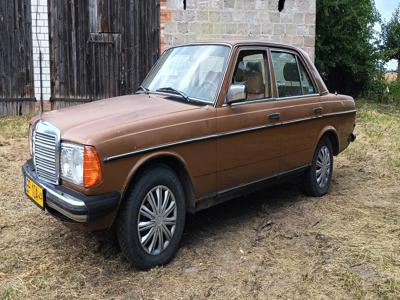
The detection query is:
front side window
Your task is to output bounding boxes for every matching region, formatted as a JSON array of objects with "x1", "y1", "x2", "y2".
[
  {"x1": 232, "y1": 50, "x2": 269, "y2": 101},
  {"x1": 271, "y1": 51, "x2": 316, "y2": 98},
  {"x1": 142, "y1": 45, "x2": 230, "y2": 104}
]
